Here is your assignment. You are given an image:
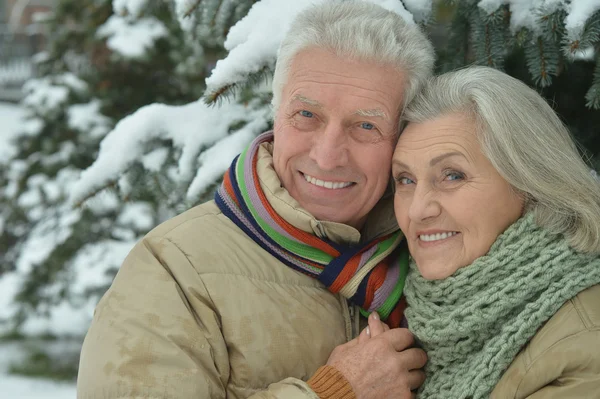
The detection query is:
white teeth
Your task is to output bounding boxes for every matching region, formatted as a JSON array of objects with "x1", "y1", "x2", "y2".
[
  {"x1": 419, "y1": 231, "x2": 458, "y2": 242},
  {"x1": 303, "y1": 174, "x2": 353, "y2": 189}
]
